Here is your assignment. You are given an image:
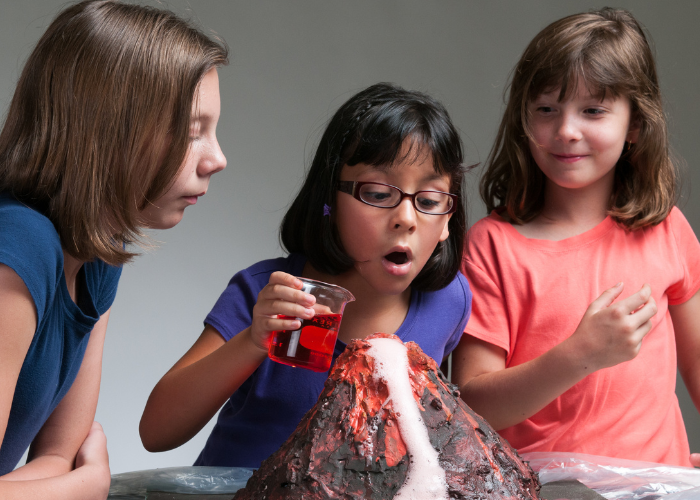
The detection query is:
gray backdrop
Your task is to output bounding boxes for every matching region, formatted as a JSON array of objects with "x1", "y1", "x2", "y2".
[{"x1": 1, "y1": 1, "x2": 698, "y2": 474}]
